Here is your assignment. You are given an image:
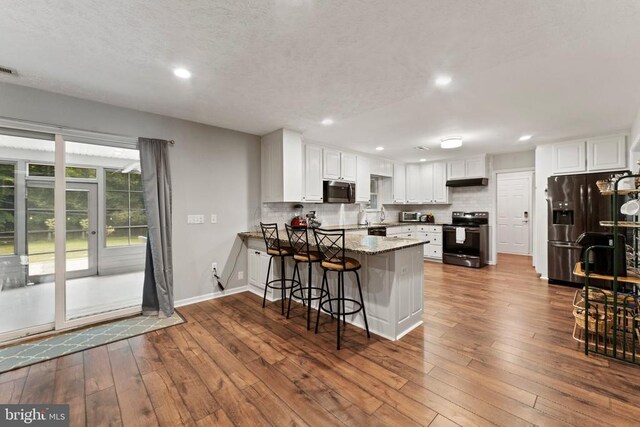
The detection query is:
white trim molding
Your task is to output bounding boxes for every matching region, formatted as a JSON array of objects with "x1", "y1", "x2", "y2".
[{"x1": 175, "y1": 286, "x2": 250, "y2": 308}]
